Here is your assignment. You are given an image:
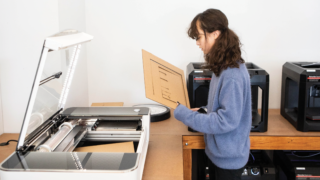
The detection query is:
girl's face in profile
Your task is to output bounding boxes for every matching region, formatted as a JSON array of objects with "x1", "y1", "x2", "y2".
[{"x1": 196, "y1": 20, "x2": 220, "y2": 54}]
